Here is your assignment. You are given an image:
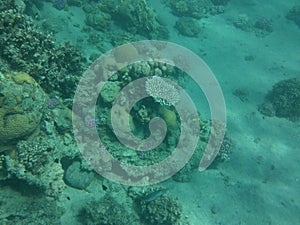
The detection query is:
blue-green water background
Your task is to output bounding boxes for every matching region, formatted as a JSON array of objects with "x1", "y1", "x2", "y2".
[{"x1": 0, "y1": 0, "x2": 299, "y2": 224}]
